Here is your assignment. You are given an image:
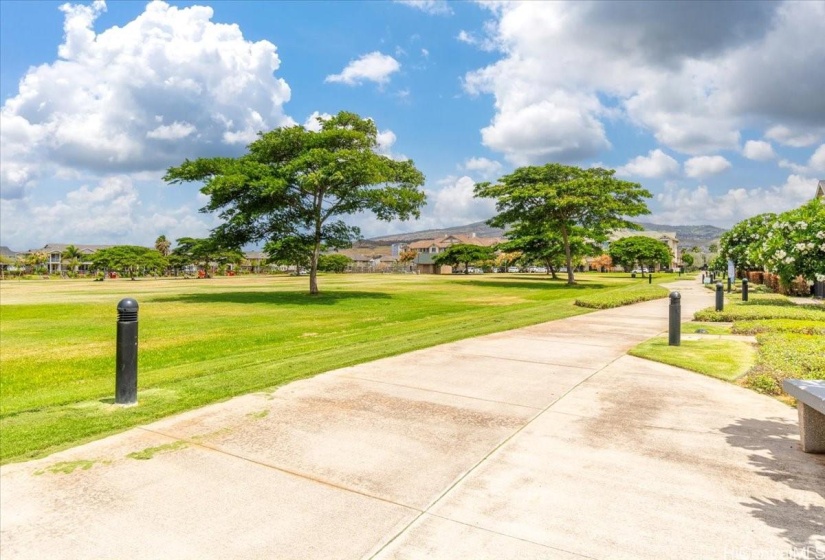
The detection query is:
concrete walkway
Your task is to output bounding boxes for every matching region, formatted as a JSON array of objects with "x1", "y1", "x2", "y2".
[{"x1": 2, "y1": 280, "x2": 824, "y2": 559}]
